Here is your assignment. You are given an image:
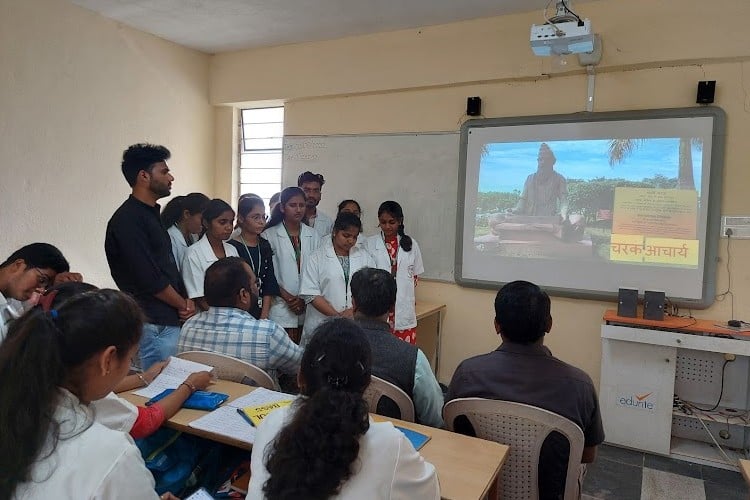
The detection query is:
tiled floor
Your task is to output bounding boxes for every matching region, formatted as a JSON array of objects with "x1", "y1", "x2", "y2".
[{"x1": 582, "y1": 444, "x2": 747, "y2": 500}]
